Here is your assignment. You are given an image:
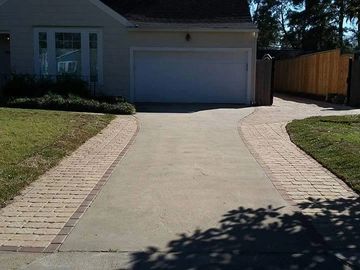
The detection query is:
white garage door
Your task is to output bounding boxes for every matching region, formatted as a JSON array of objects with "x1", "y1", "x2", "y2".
[{"x1": 133, "y1": 49, "x2": 249, "y2": 103}]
